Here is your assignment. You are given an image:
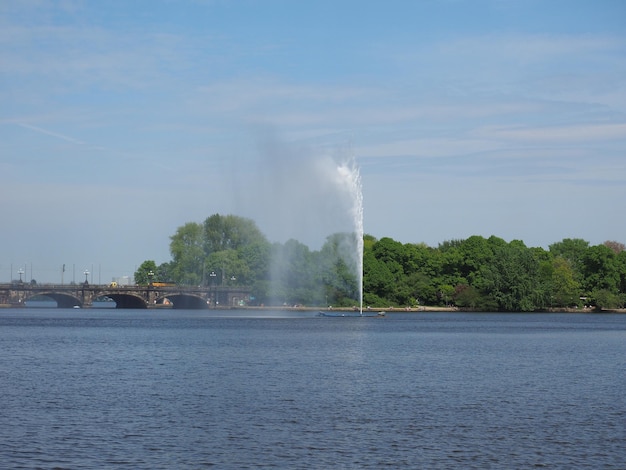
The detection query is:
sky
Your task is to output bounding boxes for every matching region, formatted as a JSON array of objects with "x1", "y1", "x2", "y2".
[{"x1": 2, "y1": 0, "x2": 625, "y2": 284}]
